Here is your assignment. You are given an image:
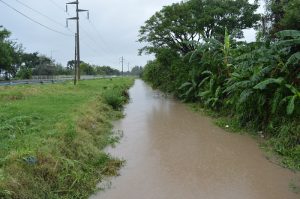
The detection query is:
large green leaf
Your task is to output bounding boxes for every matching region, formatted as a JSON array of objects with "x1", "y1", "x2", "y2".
[
  {"x1": 179, "y1": 82, "x2": 192, "y2": 90},
  {"x1": 198, "y1": 76, "x2": 210, "y2": 88},
  {"x1": 185, "y1": 86, "x2": 194, "y2": 97},
  {"x1": 238, "y1": 89, "x2": 253, "y2": 104},
  {"x1": 198, "y1": 90, "x2": 210, "y2": 97},
  {"x1": 285, "y1": 84, "x2": 299, "y2": 95},
  {"x1": 287, "y1": 95, "x2": 296, "y2": 115},
  {"x1": 253, "y1": 78, "x2": 284, "y2": 90},
  {"x1": 201, "y1": 70, "x2": 213, "y2": 76},
  {"x1": 286, "y1": 52, "x2": 300, "y2": 66},
  {"x1": 223, "y1": 80, "x2": 252, "y2": 94},
  {"x1": 271, "y1": 88, "x2": 282, "y2": 114},
  {"x1": 277, "y1": 38, "x2": 300, "y2": 48},
  {"x1": 215, "y1": 86, "x2": 221, "y2": 98},
  {"x1": 276, "y1": 30, "x2": 300, "y2": 39}
]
